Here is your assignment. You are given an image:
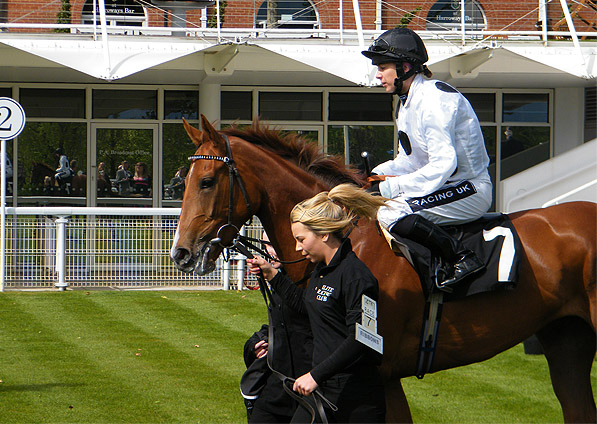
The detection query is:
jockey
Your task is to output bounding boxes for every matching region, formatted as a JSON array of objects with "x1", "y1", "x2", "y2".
[
  {"x1": 54, "y1": 147, "x2": 72, "y2": 188},
  {"x1": 362, "y1": 28, "x2": 493, "y2": 287}
]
